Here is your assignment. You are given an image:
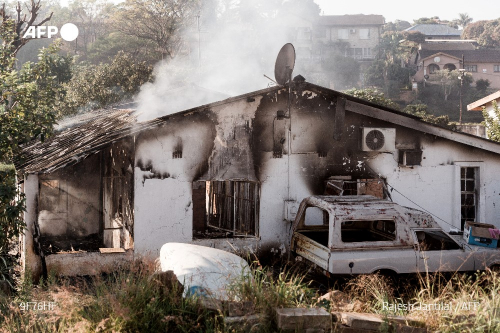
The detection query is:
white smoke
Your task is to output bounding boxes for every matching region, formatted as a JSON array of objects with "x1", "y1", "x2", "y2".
[{"x1": 135, "y1": 2, "x2": 309, "y2": 122}]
